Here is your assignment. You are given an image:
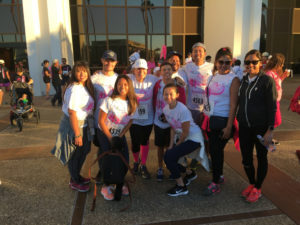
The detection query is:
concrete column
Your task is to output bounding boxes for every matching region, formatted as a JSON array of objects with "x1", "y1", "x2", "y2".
[
  {"x1": 22, "y1": 0, "x2": 73, "y2": 96},
  {"x1": 204, "y1": 0, "x2": 262, "y2": 62}
]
